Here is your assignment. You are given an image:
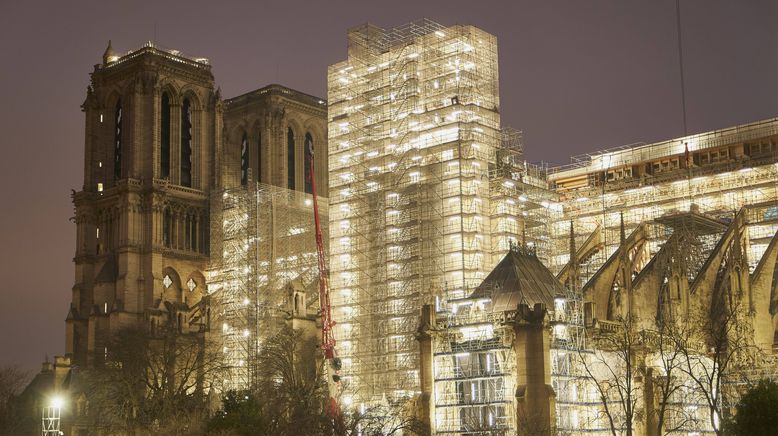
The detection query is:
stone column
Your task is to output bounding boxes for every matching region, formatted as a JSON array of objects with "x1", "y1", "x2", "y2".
[
  {"x1": 213, "y1": 97, "x2": 224, "y2": 189},
  {"x1": 416, "y1": 304, "x2": 436, "y2": 434},
  {"x1": 644, "y1": 367, "x2": 659, "y2": 436},
  {"x1": 513, "y1": 303, "x2": 555, "y2": 436}
]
